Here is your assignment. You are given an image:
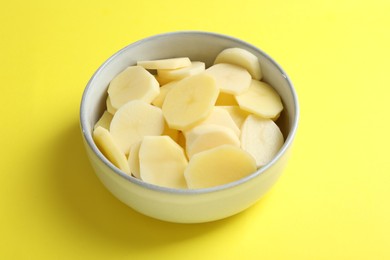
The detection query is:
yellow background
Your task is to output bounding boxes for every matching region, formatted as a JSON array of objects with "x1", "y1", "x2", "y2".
[{"x1": 1, "y1": 0, "x2": 389, "y2": 259}]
